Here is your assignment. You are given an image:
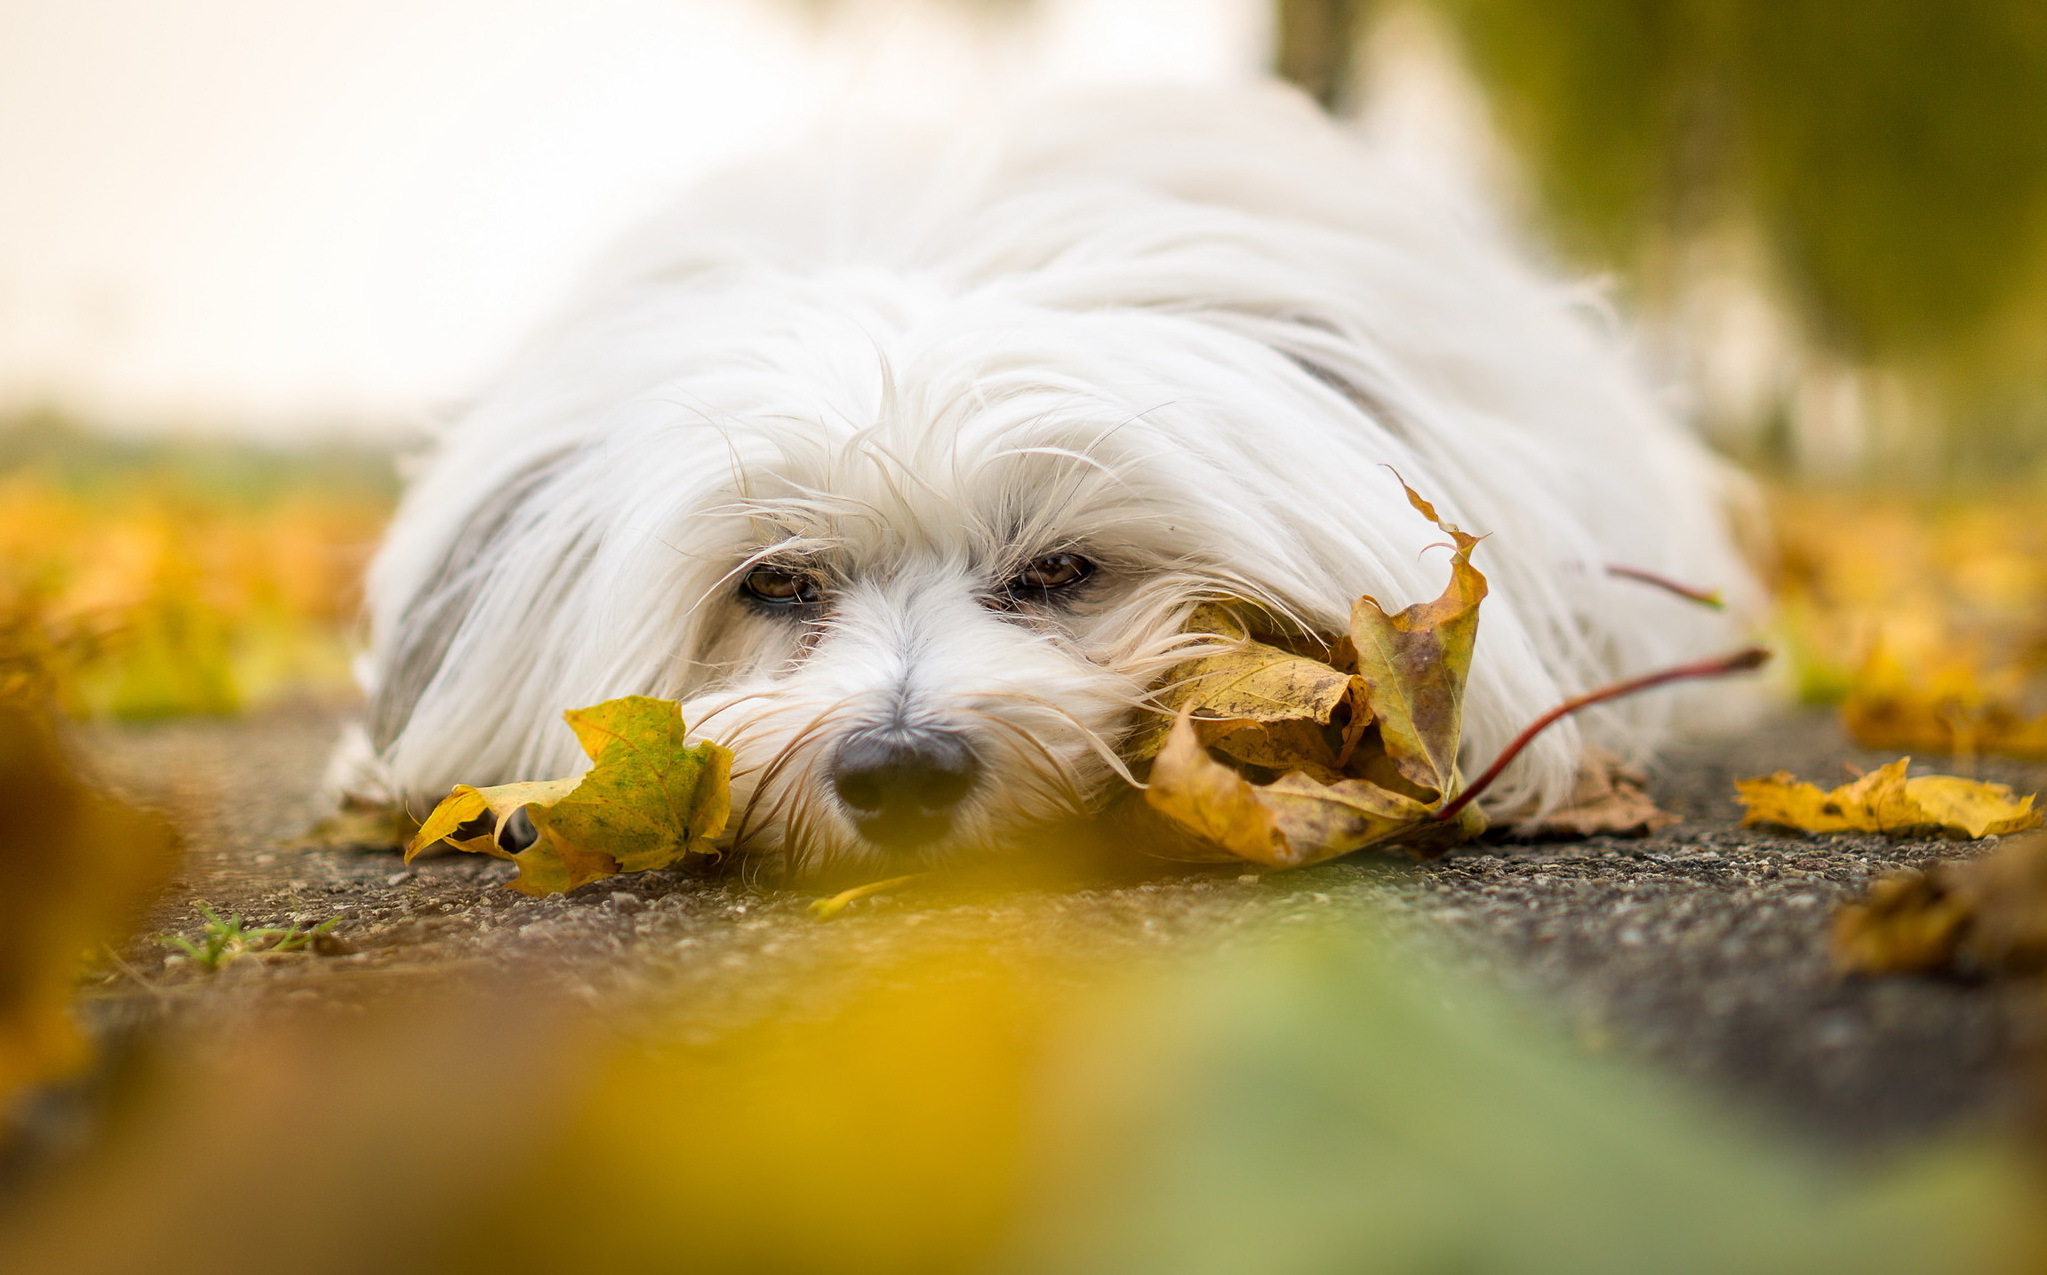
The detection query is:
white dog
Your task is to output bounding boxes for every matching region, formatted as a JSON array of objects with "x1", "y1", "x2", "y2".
[{"x1": 339, "y1": 87, "x2": 1755, "y2": 876}]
